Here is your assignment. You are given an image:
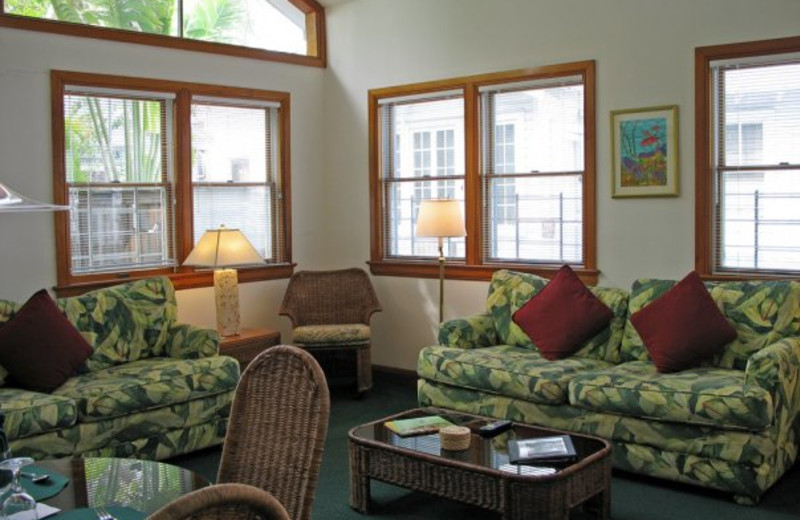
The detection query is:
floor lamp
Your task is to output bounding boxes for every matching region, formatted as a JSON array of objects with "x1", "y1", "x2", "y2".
[
  {"x1": 415, "y1": 199, "x2": 467, "y2": 323},
  {"x1": 183, "y1": 226, "x2": 266, "y2": 337}
]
